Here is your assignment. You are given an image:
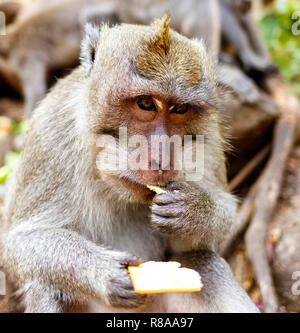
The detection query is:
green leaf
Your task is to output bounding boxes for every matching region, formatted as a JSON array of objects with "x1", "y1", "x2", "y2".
[
  {"x1": 259, "y1": 2, "x2": 300, "y2": 97},
  {"x1": 0, "y1": 165, "x2": 12, "y2": 183},
  {"x1": 12, "y1": 120, "x2": 29, "y2": 137}
]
